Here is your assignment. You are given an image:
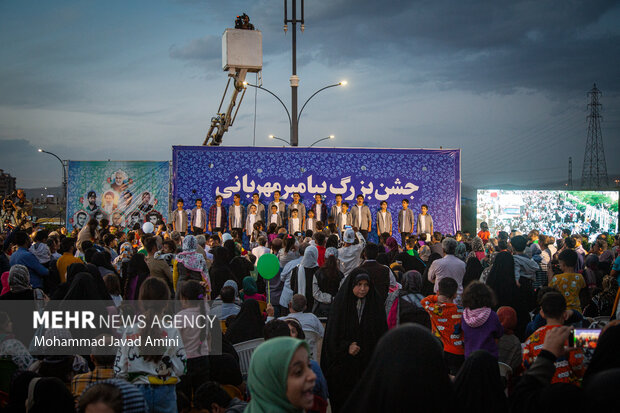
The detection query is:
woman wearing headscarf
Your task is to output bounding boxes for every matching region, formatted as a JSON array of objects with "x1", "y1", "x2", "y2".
[
  {"x1": 209, "y1": 246, "x2": 235, "y2": 300},
  {"x1": 454, "y1": 242, "x2": 467, "y2": 262},
  {"x1": 91, "y1": 251, "x2": 116, "y2": 278},
  {"x1": 486, "y1": 251, "x2": 531, "y2": 340},
  {"x1": 312, "y1": 247, "x2": 344, "y2": 317},
  {"x1": 241, "y1": 276, "x2": 266, "y2": 302},
  {"x1": 290, "y1": 245, "x2": 319, "y2": 311},
  {"x1": 467, "y1": 236, "x2": 486, "y2": 262},
  {"x1": 321, "y1": 268, "x2": 388, "y2": 412},
  {"x1": 419, "y1": 244, "x2": 431, "y2": 264},
  {"x1": 384, "y1": 236, "x2": 400, "y2": 263},
  {"x1": 0, "y1": 264, "x2": 45, "y2": 302},
  {"x1": 224, "y1": 298, "x2": 265, "y2": 345},
  {"x1": 175, "y1": 235, "x2": 210, "y2": 295},
  {"x1": 123, "y1": 254, "x2": 150, "y2": 301},
  {"x1": 454, "y1": 350, "x2": 508, "y2": 413},
  {"x1": 462, "y1": 256, "x2": 484, "y2": 289},
  {"x1": 387, "y1": 271, "x2": 431, "y2": 329},
  {"x1": 49, "y1": 262, "x2": 87, "y2": 301},
  {"x1": 497, "y1": 306, "x2": 523, "y2": 372},
  {"x1": 341, "y1": 325, "x2": 453, "y2": 413},
  {"x1": 246, "y1": 337, "x2": 316, "y2": 413},
  {"x1": 421, "y1": 252, "x2": 442, "y2": 296}
]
